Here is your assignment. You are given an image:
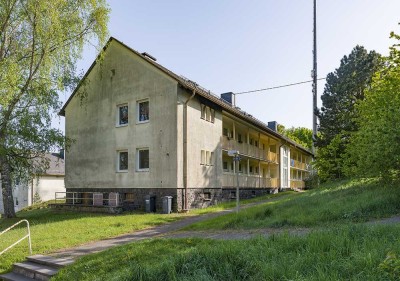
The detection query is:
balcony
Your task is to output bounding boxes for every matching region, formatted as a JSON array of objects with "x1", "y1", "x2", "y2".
[
  {"x1": 222, "y1": 173, "x2": 279, "y2": 188},
  {"x1": 290, "y1": 180, "x2": 305, "y2": 189},
  {"x1": 290, "y1": 159, "x2": 310, "y2": 171},
  {"x1": 221, "y1": 136, "x2": 278, "y2": 163}
]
